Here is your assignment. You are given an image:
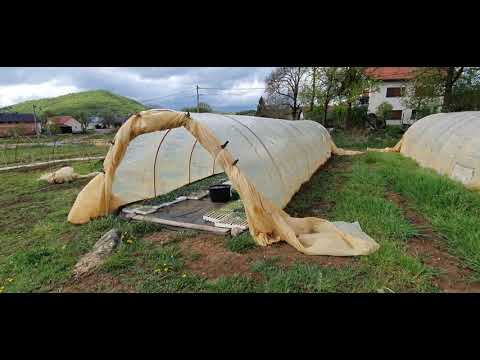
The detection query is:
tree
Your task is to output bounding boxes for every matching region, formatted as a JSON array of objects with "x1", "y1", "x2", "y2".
[
  {"x1": 299, "y1": 67, "x2": 319, "y2": 111},
  {"x1": 101, "y1": 110, "x2": 116, "y2": 128},
  {"x1": 265, "y1": 67, "x2": 308, "y2": 120},
  {"x1": 76, "y1": 112, "x2": 91, "y2": 133},
  {"x1": 337, "y1": 67, "x2": 379, "y2": 129},
  {"x1": 317, "y1": 67, "x2": 342, "y2": 125},
  {"x1": 41, "y1": 110, "x2": 55, "y2": 128},
  {"x1": 449, "y1": 68, "x2": 480, "y2": 111},
  {"x1": 298, "y1": 67, "x2": 343, "y2": 125},
  {"x1": 256, "y1": 96, "x2": 268, "y2": 117},
  {"x1": 403, "y1": 67, "x2": 480, "y2": 113}
]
